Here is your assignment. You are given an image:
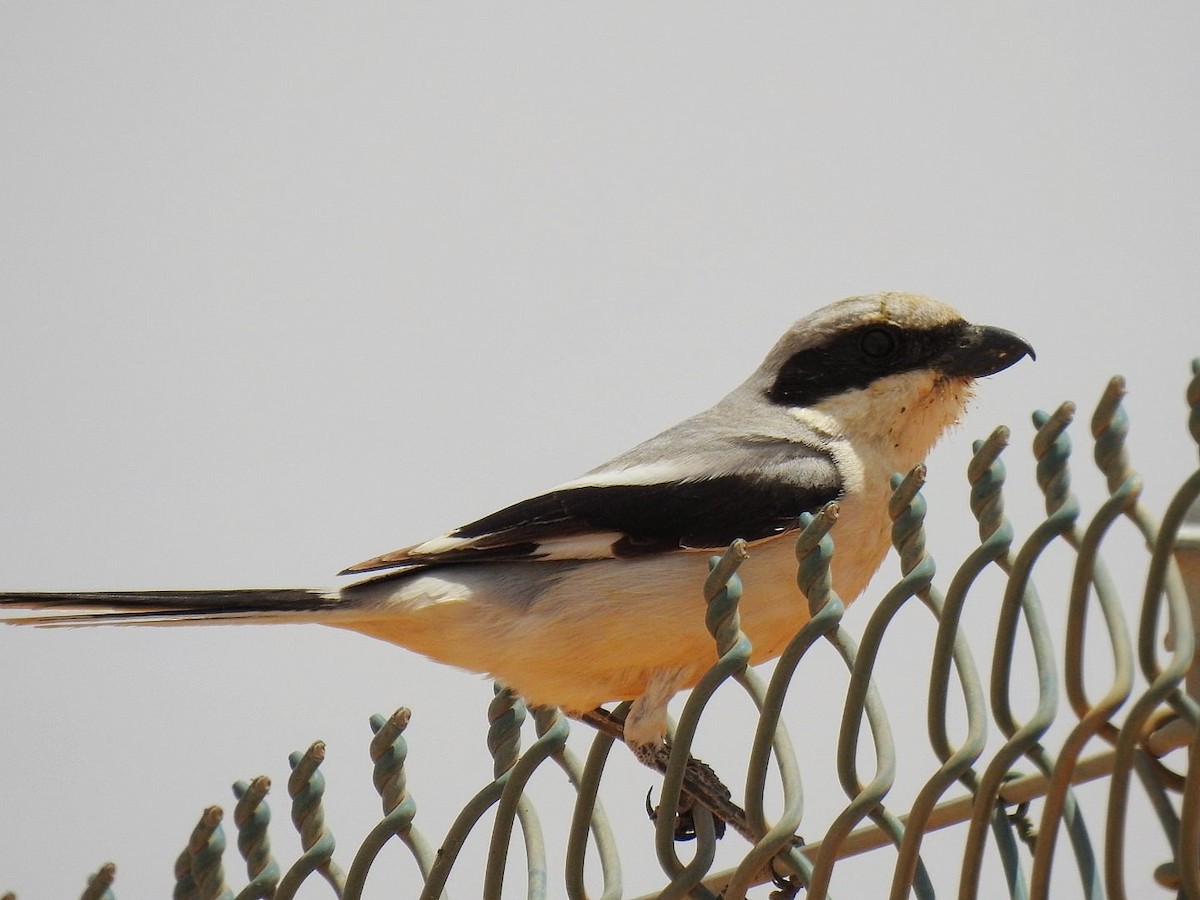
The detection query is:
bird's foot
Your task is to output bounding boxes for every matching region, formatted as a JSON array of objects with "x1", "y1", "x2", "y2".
[
  {"x1": 578, "y1": 706, "x2": 754, "y2": 843},
  {"x1": 641, "y1": 749, "x2": 731, "y2": 840},
  {"x1": 635, "y1": 739, "x2": 757, "y2": 842}
]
